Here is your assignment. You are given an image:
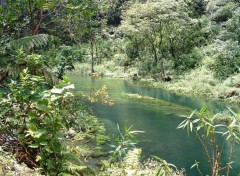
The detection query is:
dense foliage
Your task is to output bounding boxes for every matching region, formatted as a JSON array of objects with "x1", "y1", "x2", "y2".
[
  {"x1": 0, "y1": 0, "x2": 240, "y2": 175},
  {"x1": 1, "y1": 0, "x2": 239, "y2": 81},
  {"x1": 0, "y1": 69, "x2": 92, "y2": 175}
]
